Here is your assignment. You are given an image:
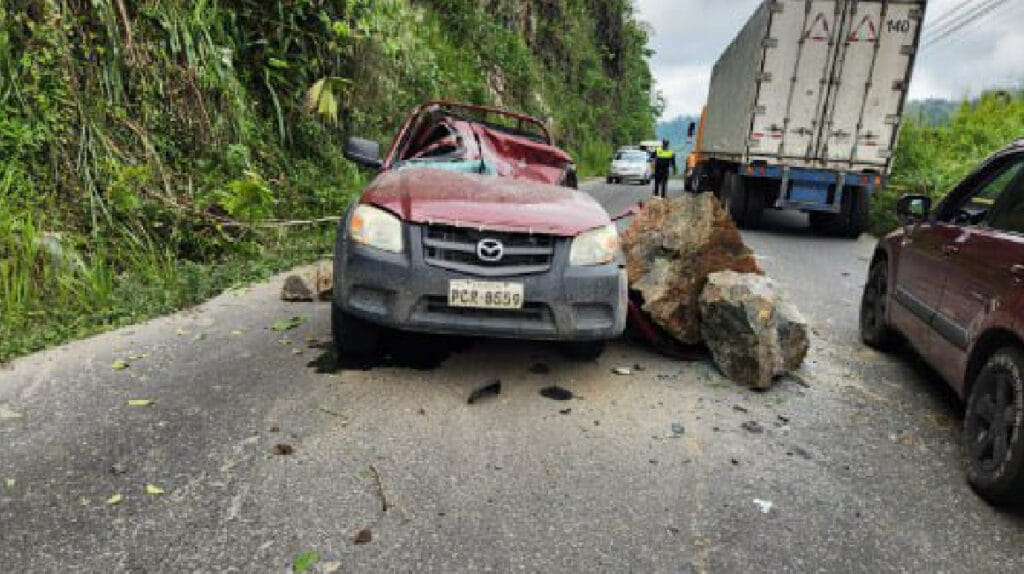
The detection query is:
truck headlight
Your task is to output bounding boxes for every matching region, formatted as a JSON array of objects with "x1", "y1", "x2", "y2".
[
  {"x1": 569, "y1": 224, "x2": 619, "y2": 266},
  {"x1": 348, "y1": 205, "x2": 404, "y2": 253}
]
